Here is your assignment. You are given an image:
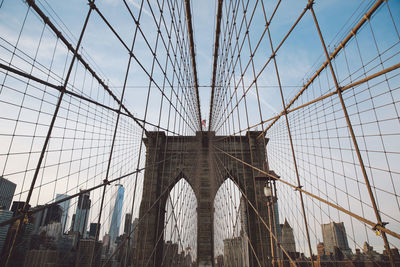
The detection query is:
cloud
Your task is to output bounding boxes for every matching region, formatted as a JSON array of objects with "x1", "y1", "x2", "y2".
[
  {"x1": 127, "y1": 0, "x2": 152, "y2": 19},
  {"x1": 239, "y1": 73, "x2": 280, "y2": 115},
  {"x1": 248, "y1": 89, "x2": 279, "y2": 115}
]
